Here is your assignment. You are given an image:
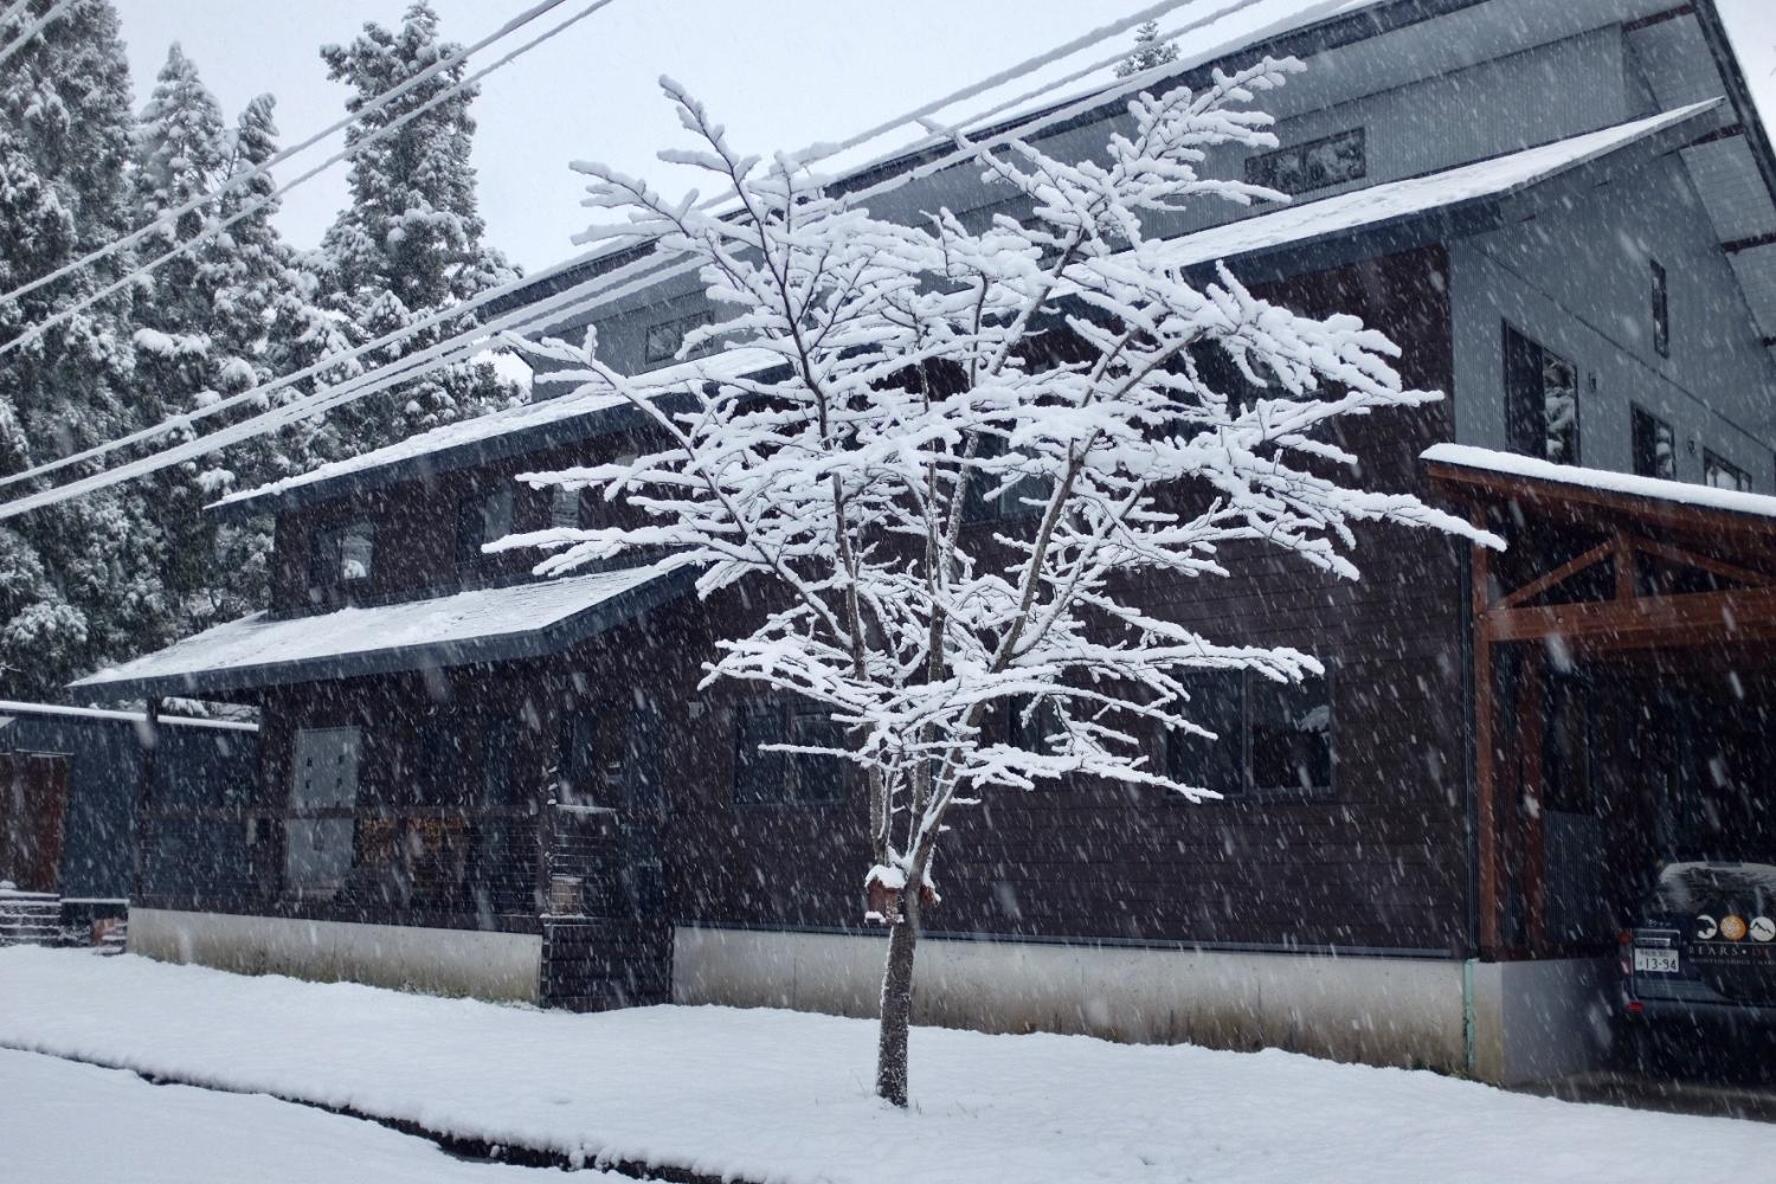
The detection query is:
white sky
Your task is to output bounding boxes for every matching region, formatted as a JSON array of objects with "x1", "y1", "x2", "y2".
[{"x1": 114, "y1": 0, "x2": 1776, "y2": 275}]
